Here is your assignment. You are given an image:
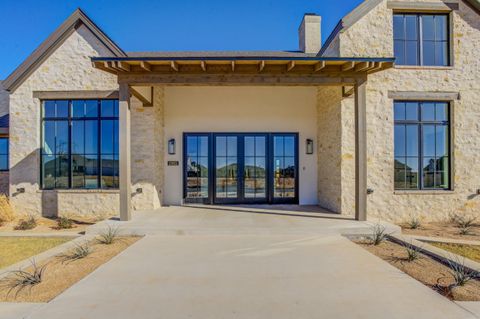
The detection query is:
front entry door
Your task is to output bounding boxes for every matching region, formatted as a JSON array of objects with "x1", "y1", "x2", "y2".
[{"x1": 183, "y1": 133, "x2": 298, "y2": 205}]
